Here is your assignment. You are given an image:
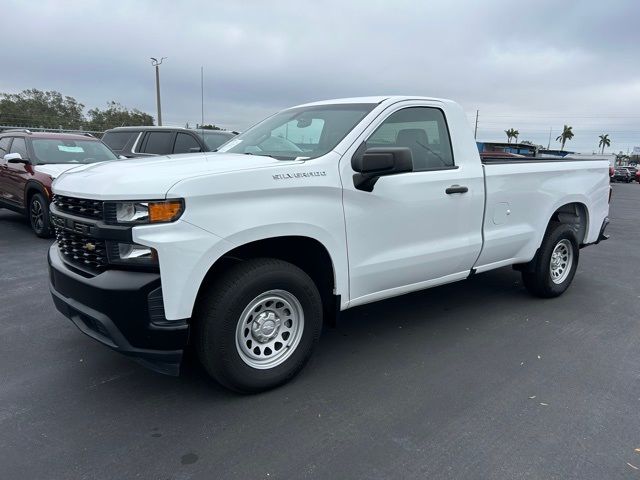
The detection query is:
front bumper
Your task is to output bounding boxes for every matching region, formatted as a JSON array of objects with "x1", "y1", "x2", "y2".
[{"x1": 48, "y1": 244, "x2": 189, "y2": 375}]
